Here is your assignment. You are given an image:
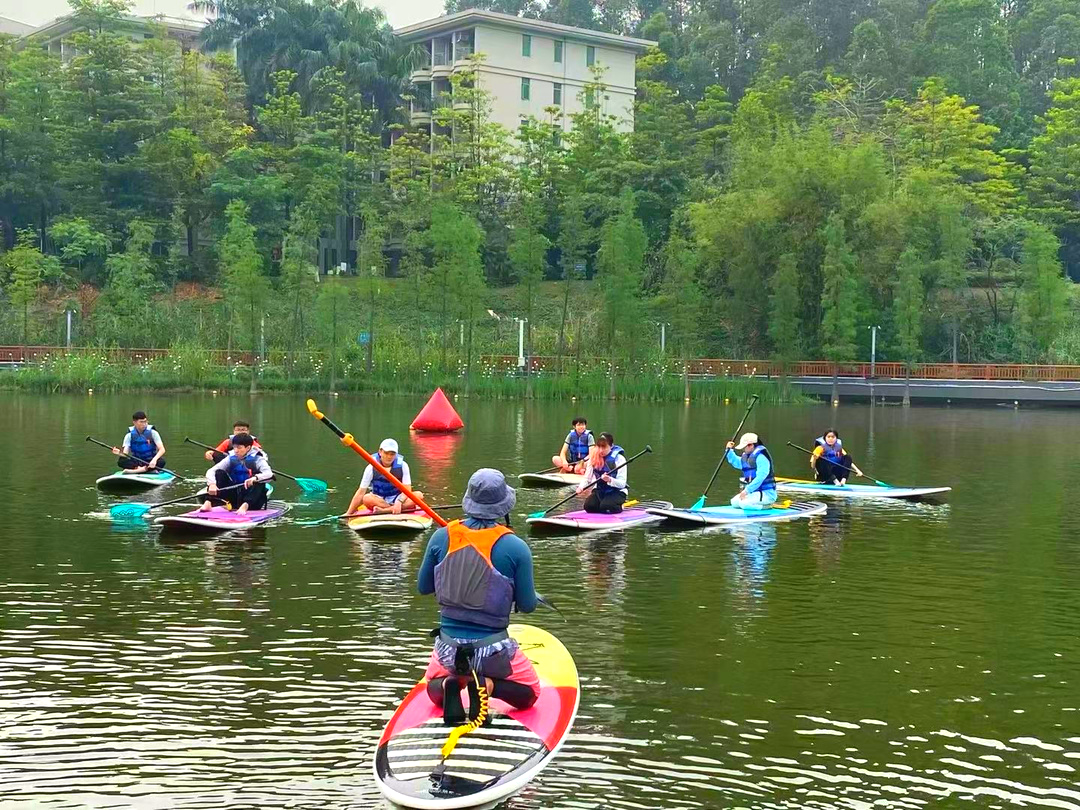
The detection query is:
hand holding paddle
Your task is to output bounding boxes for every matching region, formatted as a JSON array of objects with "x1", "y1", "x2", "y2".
[
  {"x1": 786, "y1": 441, "x2": 890, "y2": 487},
  {"x1": 184, "y1": 437, "x2": 328, "y2": 493},
  {"x1": 691, "y1": 395, "x2": 759, "y2": 510},
  {"x1": 109, "y1": 483, "x2": 245, "y2": 520},
  {"x1": 527, "y1": 446, "x2": 652, "y2": 519},
  {"x1": 86, "y1": 436, "x2": 181, "y2": 478}
]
